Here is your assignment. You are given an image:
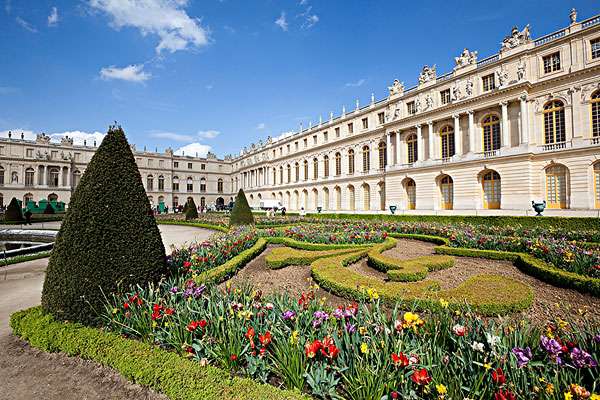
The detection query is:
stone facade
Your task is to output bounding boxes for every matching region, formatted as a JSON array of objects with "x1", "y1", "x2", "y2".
[{"x1": 1, "y1": 10, "x2": 600, "y2": 216}]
